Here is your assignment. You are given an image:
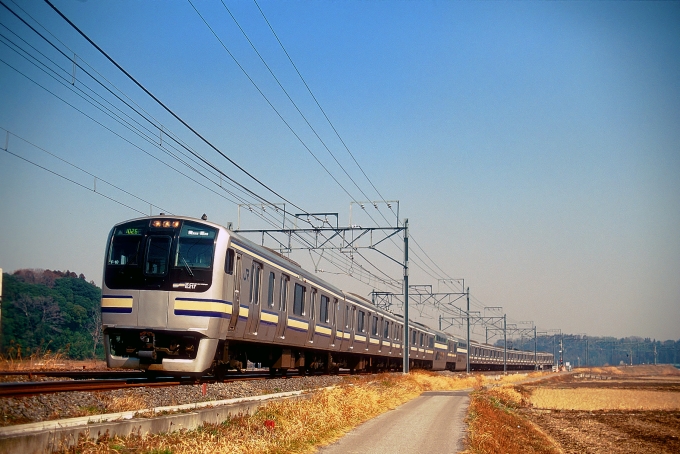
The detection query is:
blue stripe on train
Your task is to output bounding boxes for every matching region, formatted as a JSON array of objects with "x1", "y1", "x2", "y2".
[
  {"x1": 102, "y1": 307, "x2": 132, "y2": 314},
  {"x1": 174, "y1": 310, "x2": 231, "y2": 319}
]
